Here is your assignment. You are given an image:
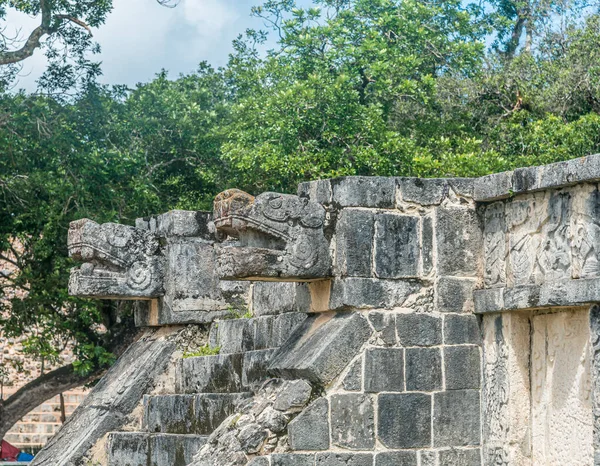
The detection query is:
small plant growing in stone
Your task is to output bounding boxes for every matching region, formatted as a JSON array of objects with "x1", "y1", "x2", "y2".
[{"x1": 182, "y1": 345, "x2": 220, "y2": 358}]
